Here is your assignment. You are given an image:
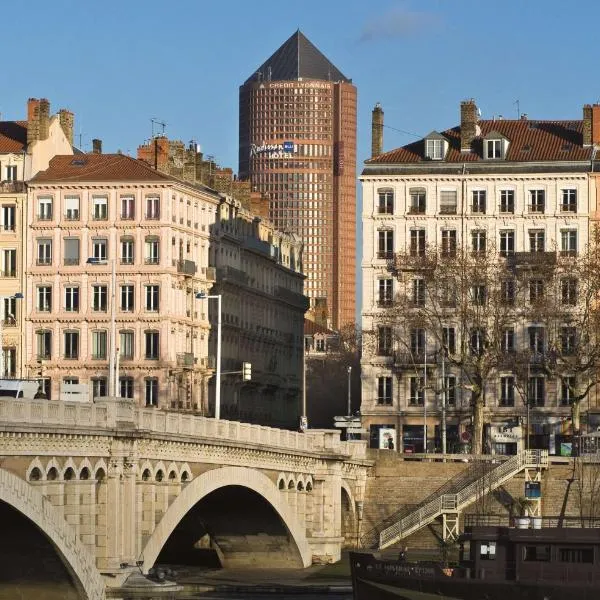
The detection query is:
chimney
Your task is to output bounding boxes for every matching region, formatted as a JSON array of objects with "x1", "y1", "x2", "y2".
[
  {"x1": 371, "y1": 102, "x2": 384, "y2": 158},
  {"x1": 92, "y1": 139, "x2": 102, "y2": 154},
  {"x1": 58, "y1": 109, "x2": 74, "y2": 146},
  {"x1": 27, "y1": 98, "x2": 41, "y2": 145},
  {"x1": 38, "y1": 98, "x2": 50, "y2": 141},
  {"x1": 584, "y1": 104, "x2": 600, "y2": 147},
  {"x1": 460, "y1": 99, "x2": 478, "y2": 152},
  {"x1": 594, "y1": 105, "x2": 600, "y2": 145}
]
